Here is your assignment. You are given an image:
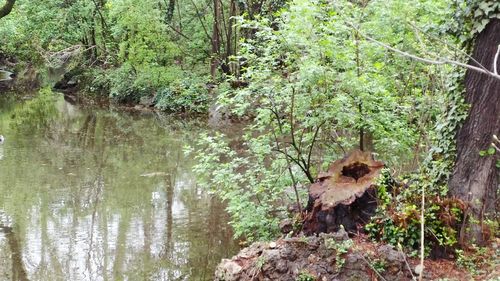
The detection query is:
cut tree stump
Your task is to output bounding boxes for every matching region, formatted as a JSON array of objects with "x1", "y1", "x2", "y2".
[{"x1": 303, "y1": 150, "x2": 384, "y2": 235}]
